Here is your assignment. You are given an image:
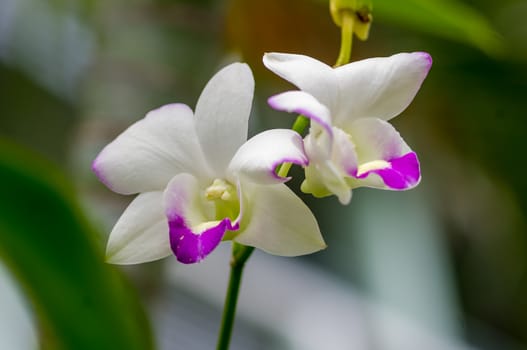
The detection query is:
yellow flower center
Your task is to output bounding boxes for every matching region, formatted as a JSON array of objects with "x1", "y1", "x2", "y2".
[
  {"x1": 204, "y1": 179, "x2": 239, "y2": 222},
  {"x1": 205, "y1": 179, "x2": 236, "y2": 201}
]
